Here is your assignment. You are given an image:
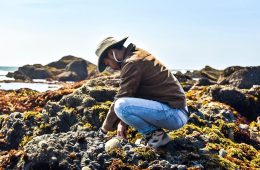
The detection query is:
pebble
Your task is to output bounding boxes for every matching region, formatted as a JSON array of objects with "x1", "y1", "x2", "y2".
[
  {"x1": 239, "y1": 124, "x2": 249, "y2": 130},
  {"x1": 89, "y1": 161, "x2": 101, "y2": 169},
  {"x1": 171, "y1": 164, "x2": 178, "y2": 169},
  {"x1": 177, "y1": 165, "x2": 187, "y2": 170},
  {"x1": 159, "y1": 160, "x2": 171, "y2": 169},
  {"x1": 219, "y1": 148, "x2": 227, "y2": 157},
  {"x1": 252, "y1": 127, "x2": 258, "y2": 132},
  {"x1": 97, "y1": 153, "x2": 104, "y2": 162},
  {"x1": 51, "y1": 156, "x2": 57, "y2": 162},
  {"x1": 82, "y1": 166, "x2": 91, "y2": 170},
  {"x1": 193, "y1": 164, "x2": 204, "y2": 169}
]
